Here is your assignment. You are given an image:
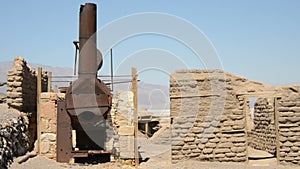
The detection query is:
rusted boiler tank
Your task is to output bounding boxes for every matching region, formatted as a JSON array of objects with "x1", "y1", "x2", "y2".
[{"x1": 57, "y1": 3, "x2": 112, "y2": 163}]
